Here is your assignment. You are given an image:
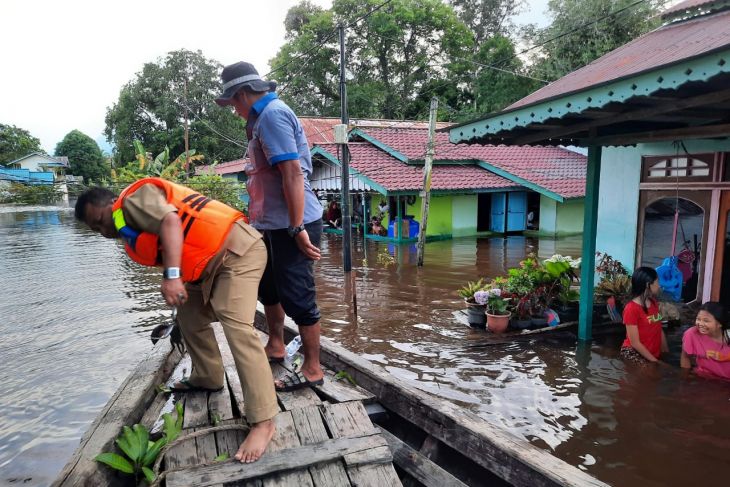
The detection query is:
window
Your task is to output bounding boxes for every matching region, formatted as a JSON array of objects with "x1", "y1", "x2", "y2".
[{"x1": 647, "y1": 157, "x2": 710, "y2": 178}]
